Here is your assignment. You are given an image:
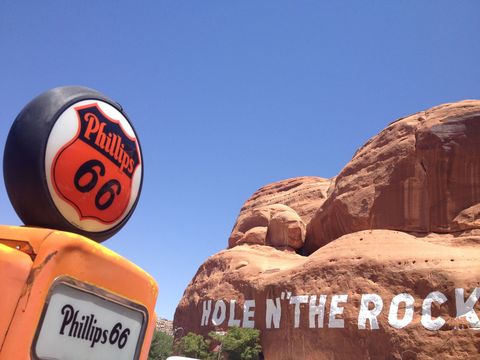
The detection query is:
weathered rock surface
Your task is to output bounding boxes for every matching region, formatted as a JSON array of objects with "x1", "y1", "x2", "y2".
[
  {"x1": 306, "y1": 100, "x2": 480, "y2": 254},
  {"x1": 229, "y1": 204, "x2": 306, "y2": 250},
  {"x1": 239, "y1": 176, "x2": 332, "y2": 223},
  {"x1": 175, "y1": 101, "x2": 480, "y2": 359},
  {"x1": 174, "y1": 230, "x2": 480, "y2": 359},
  {"x1": 155, "y1": 317, "x2": 173, "y2": 336},
  {"x1": 267, "y1": 210, "x2": 306, "y2": 249},
  {"x1": 229, "y1": 177, "x2": 331, "y2": 250}
]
